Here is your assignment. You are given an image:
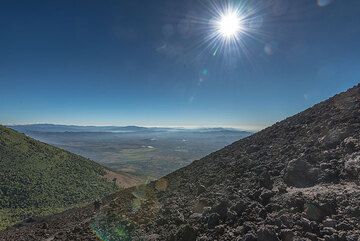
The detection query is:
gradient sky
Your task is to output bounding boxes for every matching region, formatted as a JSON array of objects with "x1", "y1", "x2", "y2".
[{"x1": 0, "y1": 0, "x2": 359, "y2": 130}]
